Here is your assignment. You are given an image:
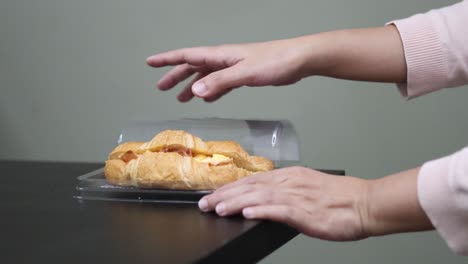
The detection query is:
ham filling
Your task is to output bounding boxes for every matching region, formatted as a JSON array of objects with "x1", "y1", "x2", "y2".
[
  {"x1": 120, "y1": 151, "x2": 139, "y2": 163},
  {"x1": 161, "y1": 146, "x2": 193, "y2": 156},
  {"x1": 119, "y1": 146, "x2": 232, "y2": 166},
  {"x1": 119, "y1": 146, "x2": 193, "y2": 163}
]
